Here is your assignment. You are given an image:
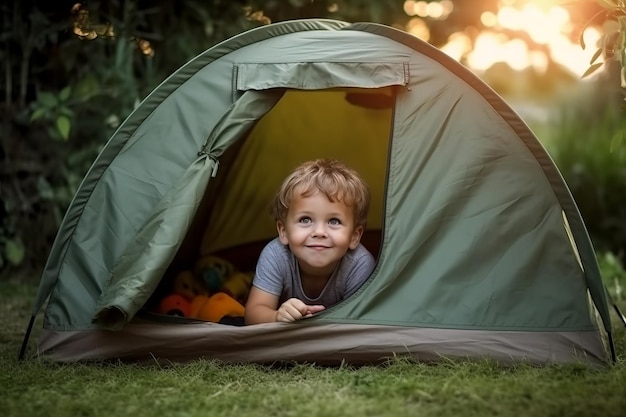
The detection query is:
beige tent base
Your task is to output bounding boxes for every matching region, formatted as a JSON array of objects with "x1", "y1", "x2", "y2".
[{"x1": 37, "y1": 321, "x2": 607, "y2": 367}]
